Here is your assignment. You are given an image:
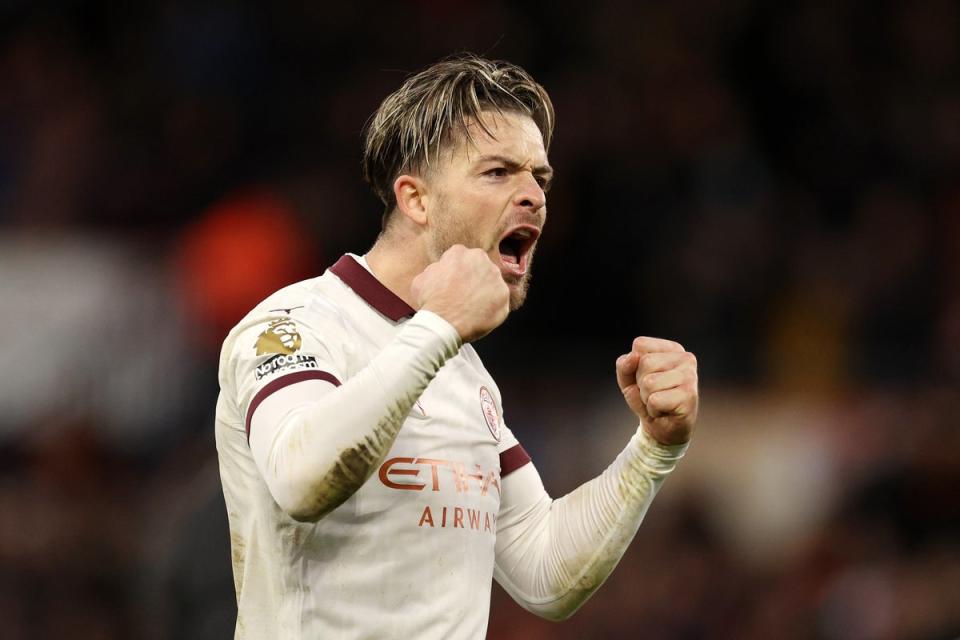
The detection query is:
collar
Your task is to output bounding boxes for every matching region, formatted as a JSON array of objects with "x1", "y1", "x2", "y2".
[{"x1": 329, "y1": 254, "x2": 415, "y2": 322}]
